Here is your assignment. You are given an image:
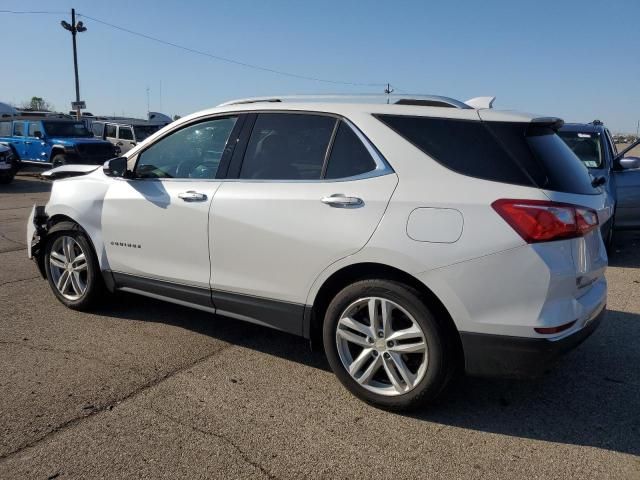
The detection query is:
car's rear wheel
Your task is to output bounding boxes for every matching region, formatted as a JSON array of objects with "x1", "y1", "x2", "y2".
[
  {"x1": 323, "y1": 279, "x2": 454, "y2": 411},
  {"x1": 44, "y1": 229, "x2": 104, "y2": 310}
]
